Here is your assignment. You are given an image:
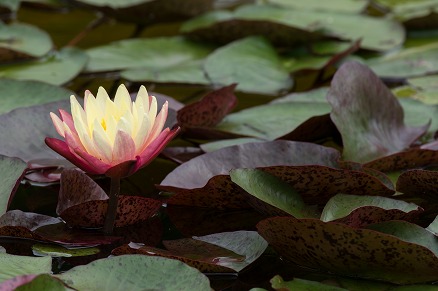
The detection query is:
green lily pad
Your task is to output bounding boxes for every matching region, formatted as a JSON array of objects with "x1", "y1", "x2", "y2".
[
  {"x1": 32, "y1": 243, "x2": 100, "y2": 257},
  {"x1": 368, "y1": 42, "x2": 438, "y2": 79},
  {"x1": 0, "y1": 156, "x2": 27, "y2": 216},
  {"x1": 0, "y1": 47, "x2": 88, "y2": 85},
  {"x1": 266, "y1": 0, "x2": 368, "y2": 13},
  {"x1": 0, "y1": 79, "x2": 74, "y2": 115},
  {"x1": 121, "y1": 60, "x2": 210, "y2": 85},
  {"x1": 230, "y1": 168, "x2": 313, "y2": 218},
  {"x1": 215, "y1": 95, "x2": 330, "y2": 140},
  {"x1": 0, "y1": 22, "x2": 52, "y2": 60},
  {"x1": 56, "y1": 255, "x2": 211, "y2": 290},
  {"x1": 182, "y1": 4, "x2": 405, "y2": 51},
  {"x1": 270, "y1": 275, "x2": 347, "y2": 291},
  {"x1": 85, "y1": 36, "x2": 212, "y2": 73},
  {"x1": 327, "y1": 61, "x2": 428, "y2": 163},
  {"x1": 321, "y1": 194, "x2": 422, "y2": 227},
  {"x1": 15, "y1": 274, "x2": 66, "y2": 291},
  {"x1": 394, "y1": 75, "x2": 438, "y2": 104},
  {"x1": 204, "y1": 36, "x2": 293, "y2": 95},
  {"x1": 0, "y1": 253, "x2": 51, "y2": 283}
]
